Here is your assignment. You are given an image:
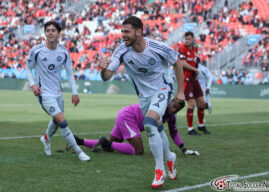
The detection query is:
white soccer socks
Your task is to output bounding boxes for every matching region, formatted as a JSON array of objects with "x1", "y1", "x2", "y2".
[
  {"x1": 59, "y1": 120, "x2": 90, "y2": 161},
  {"x1": 45, "y1": 119, "x2": 58, "y2": 141}
]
